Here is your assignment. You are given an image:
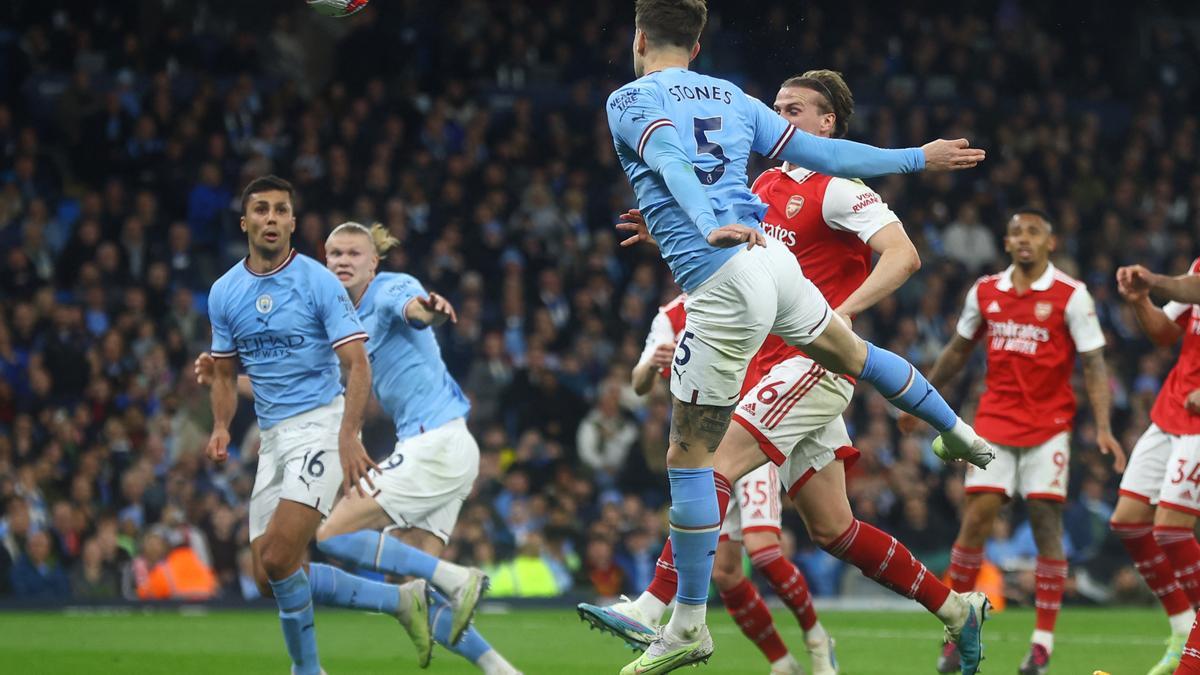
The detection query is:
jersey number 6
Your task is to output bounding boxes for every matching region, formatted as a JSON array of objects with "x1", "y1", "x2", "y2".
[{"x1": 692, "y1": 116, "x2": 729, "y2": 185}]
